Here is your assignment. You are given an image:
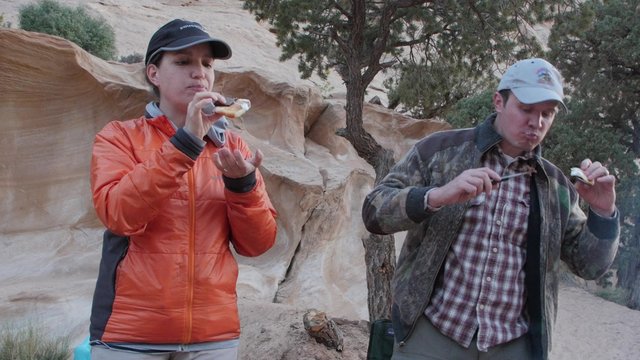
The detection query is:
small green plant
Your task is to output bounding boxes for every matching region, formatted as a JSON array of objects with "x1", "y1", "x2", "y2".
[
  {"x1": 0, "y1": 13, "x2": 10, "y2": 28},
  {"x1": 315, "y1": 79, "x2": 335, "y2": 98},
  {"x1": 0, "y1": 323, "x2": 70, "y2": 360},
  {"x1": 18, "y1": 0, "x2": 116, "y2": 60},
  {"x1": 119, "y1": 52, "x2": 144, "y2": 64},
  {"x1": 595, "y1": 287, "x2": 630, "y2": 307}
]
